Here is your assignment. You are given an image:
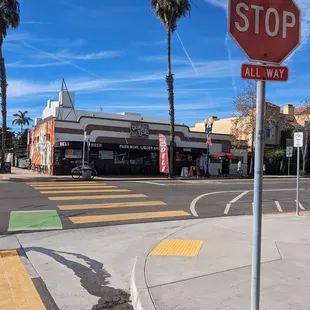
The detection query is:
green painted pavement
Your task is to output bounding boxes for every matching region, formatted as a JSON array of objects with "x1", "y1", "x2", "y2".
[{"x1": 8, "y1": 210, "x2": 63, "y2": 231}]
